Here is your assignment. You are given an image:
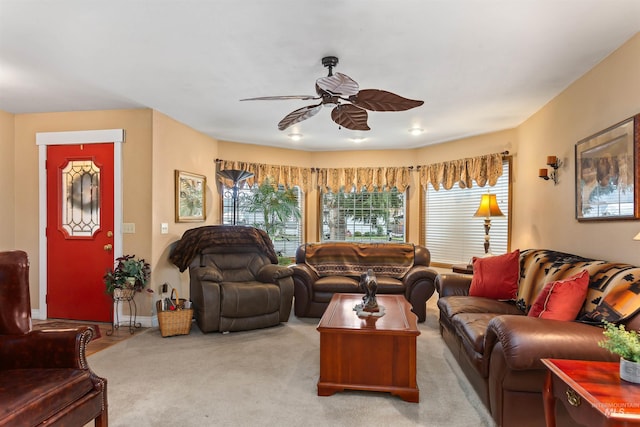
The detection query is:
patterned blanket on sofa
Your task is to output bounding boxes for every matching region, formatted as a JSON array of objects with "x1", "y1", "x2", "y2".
[
  {"x1": 303, "y1": 242, "x2": 415, "y2": 279},
  {"x1": 517, "y1": 249, "x2": 640, "y2": 323}
]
